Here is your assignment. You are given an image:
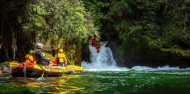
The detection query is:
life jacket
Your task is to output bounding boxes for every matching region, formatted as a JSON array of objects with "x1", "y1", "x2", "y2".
[
  {"x1": 57, "y1": 53, "x2": 65, "y2": 63},
  {"x1": 25, "y1": 54, "x2": 35, "y2": 64}
]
